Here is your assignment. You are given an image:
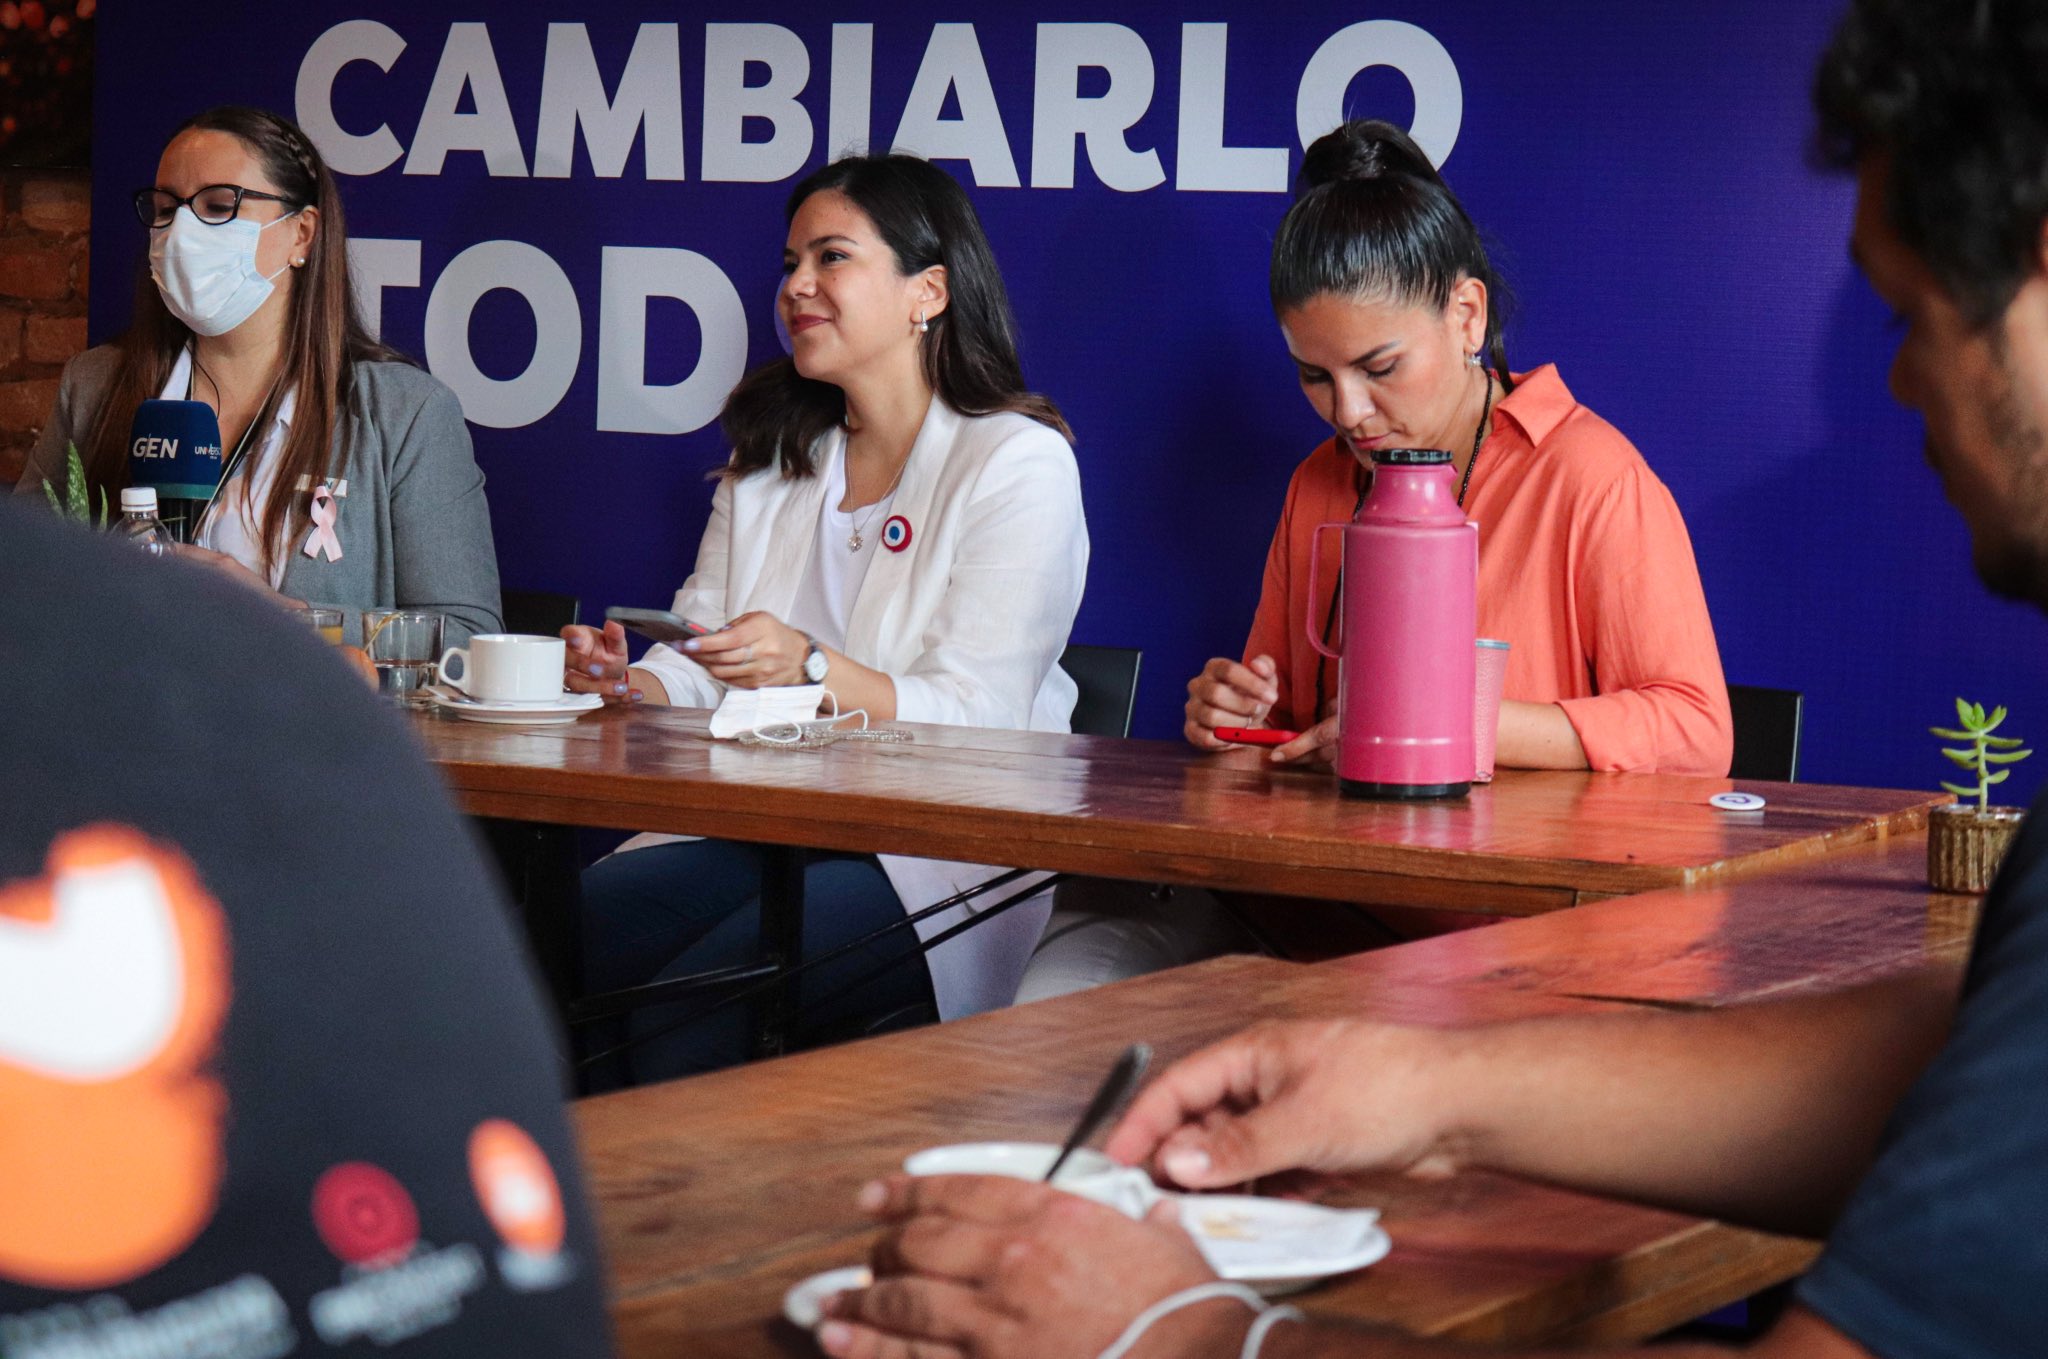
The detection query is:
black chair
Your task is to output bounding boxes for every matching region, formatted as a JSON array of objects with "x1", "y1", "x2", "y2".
[
  {"x1": 500, "y1": 588, "x2": 581, "y2": 637},
  {"x1": 1727, "y1": 684, "x2": 1805, "y2": 783},
  {"x1": 1059, "y1": 644, "x2": 1143, "y2": 738},
  {"x1": 571, "y1": 644, "x2": 1150, "y2": 1066}
]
